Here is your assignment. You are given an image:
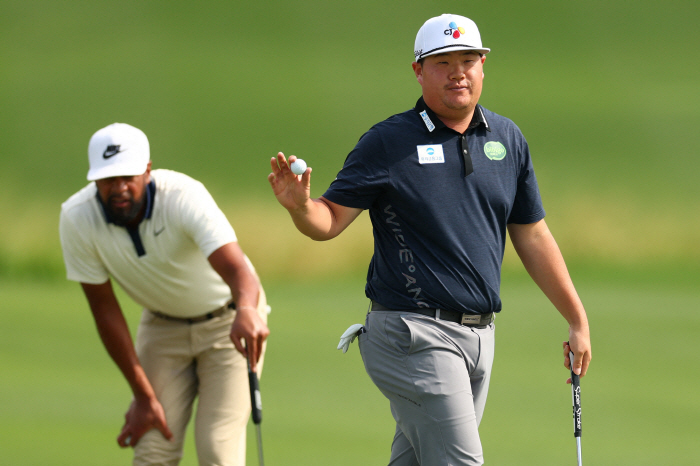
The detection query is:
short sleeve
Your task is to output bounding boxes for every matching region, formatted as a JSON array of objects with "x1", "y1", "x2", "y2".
[
  {"x1": 322, "y1": 128, "x2": 390, "y2": 209},
  {"x1": 59, "y1": 208, "x2": 110, "y2": 284},
  {"x1": 176, "y1": 180, "x2": 237, "y2": 257},
  {"x1": 507, "y1": 138, "x2": 546, "y2": 224}
]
